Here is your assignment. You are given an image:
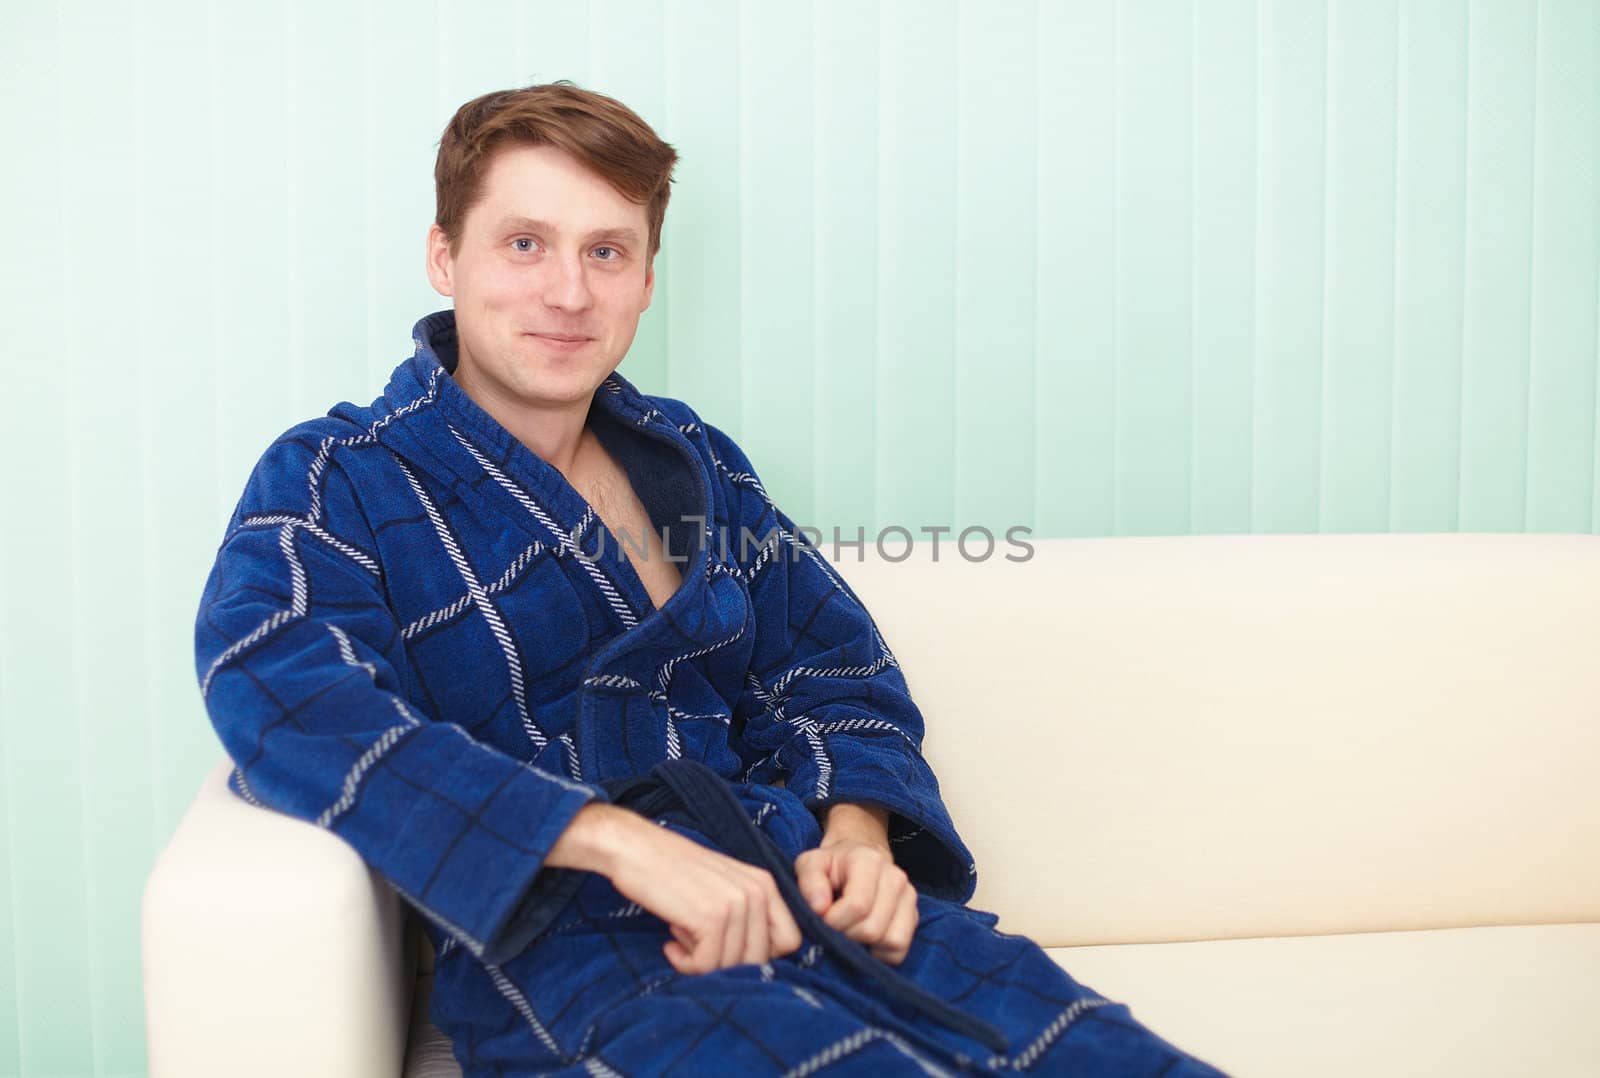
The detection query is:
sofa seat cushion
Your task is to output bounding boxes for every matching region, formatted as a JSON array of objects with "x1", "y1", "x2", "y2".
[
  {"x1": 405, "y1": 923, "x2": 1599, "y2": 1076},
  {"x1": 1046, "y1": 922, "x2": 1600, "y2": 1077},
  {"x1": 404, "y1": 1011, "x2": 459, "y2": 1078}
]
